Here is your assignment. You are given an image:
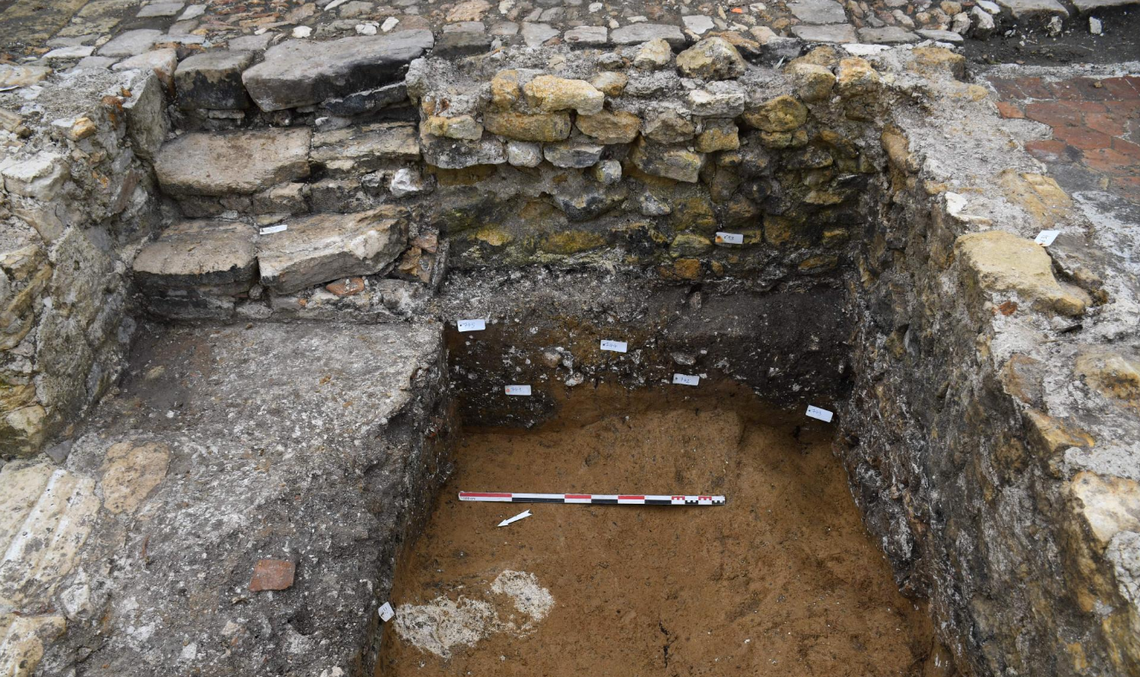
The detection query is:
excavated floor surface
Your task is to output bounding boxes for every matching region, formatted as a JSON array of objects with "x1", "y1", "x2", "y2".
[{"x1": 378, "y1": 388, "x2": 938, "y2": 676}]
